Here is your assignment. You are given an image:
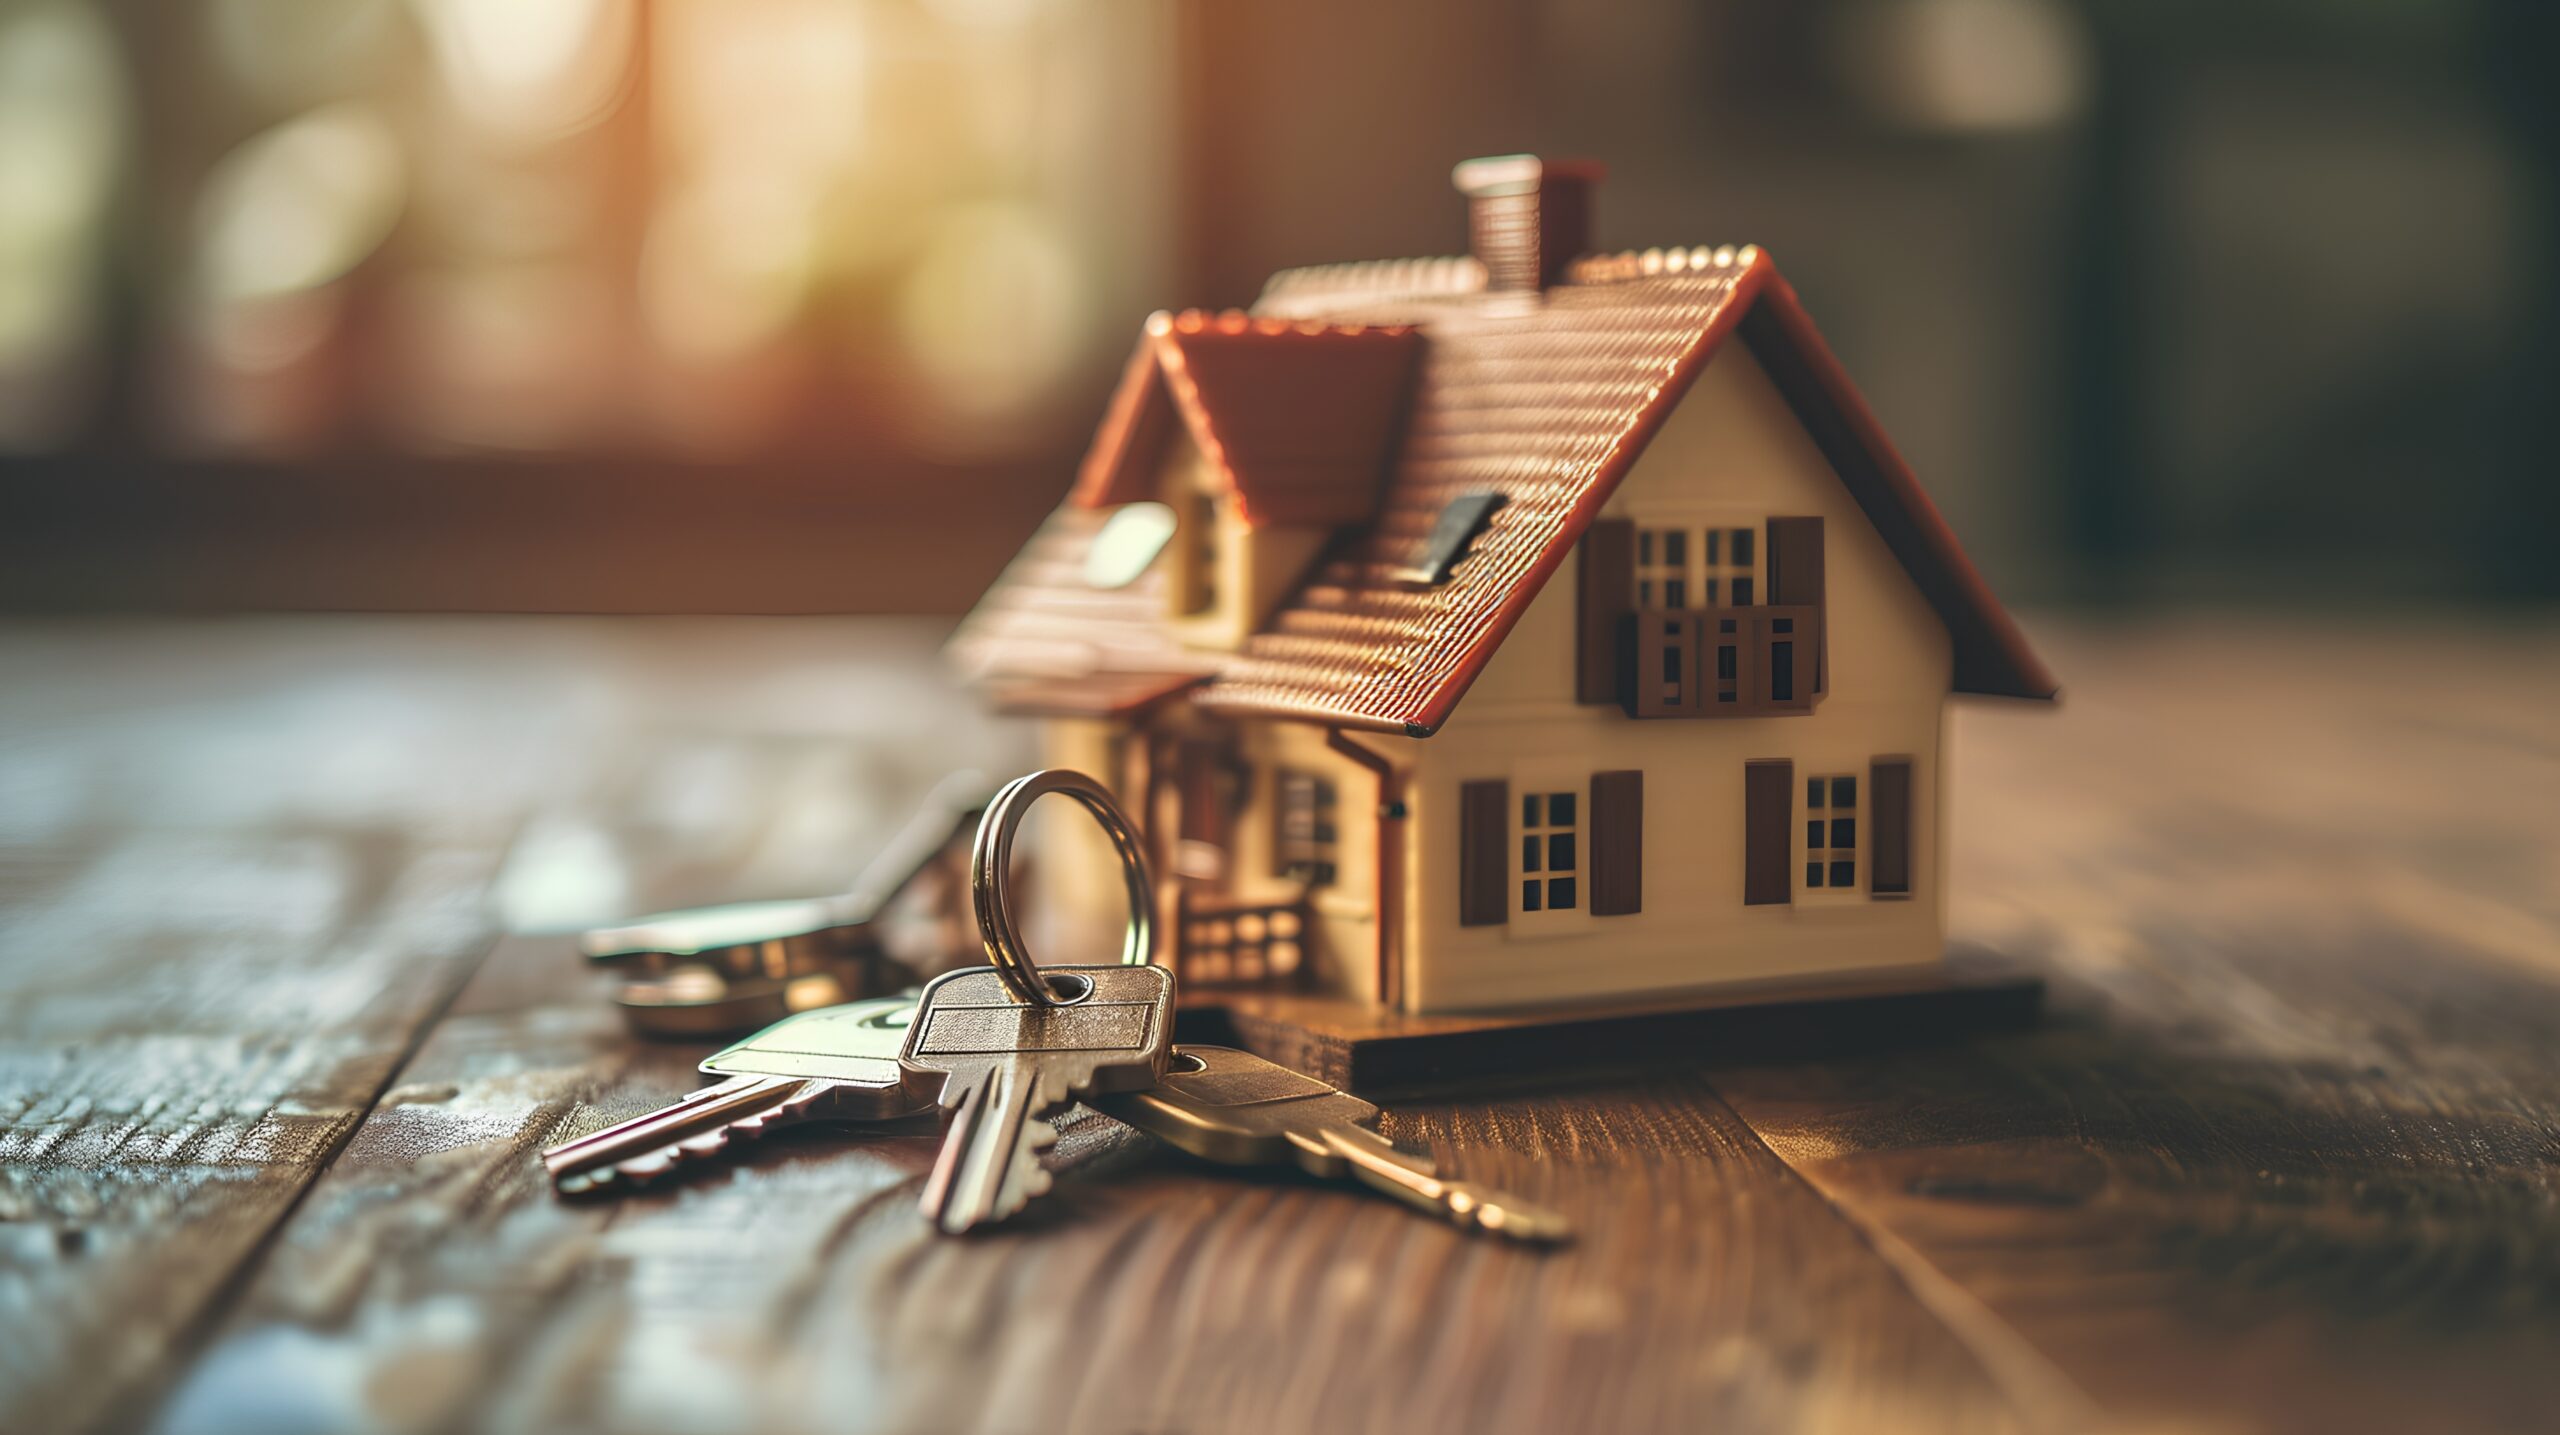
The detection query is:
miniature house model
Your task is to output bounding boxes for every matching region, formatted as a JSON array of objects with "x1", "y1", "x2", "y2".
[{"x1": 951, "y1": 156, "x2": 2056, "y2": 1015}]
